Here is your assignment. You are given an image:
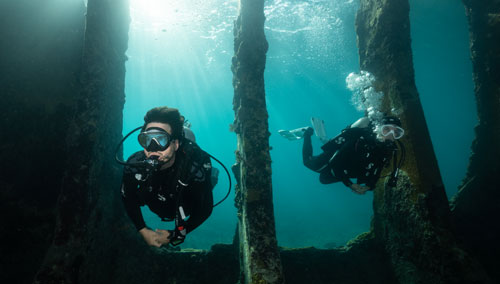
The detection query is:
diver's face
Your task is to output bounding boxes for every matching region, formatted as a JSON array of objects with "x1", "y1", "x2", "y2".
[
  {"x1": 381, "y1": 133, "x2": 395, "y2": 142},
  {"x1": 143, "y1": 122, "x2": 179, "y2": 168}
]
